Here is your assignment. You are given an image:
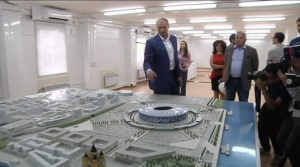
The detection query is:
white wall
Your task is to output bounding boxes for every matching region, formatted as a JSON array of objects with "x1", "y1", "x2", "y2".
[
  {"x1": 20, "y1": 16, "x2": 83, "y2": 95},
  {"x1": 0, "y1": 2, "x2": 133, "y2": 99},
  {"x1": 0, "y1": 3, "x2": 83, "y2": 99},
  {"x1": 94, "y1": 25, "x2": 127, "y2": 88}
]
